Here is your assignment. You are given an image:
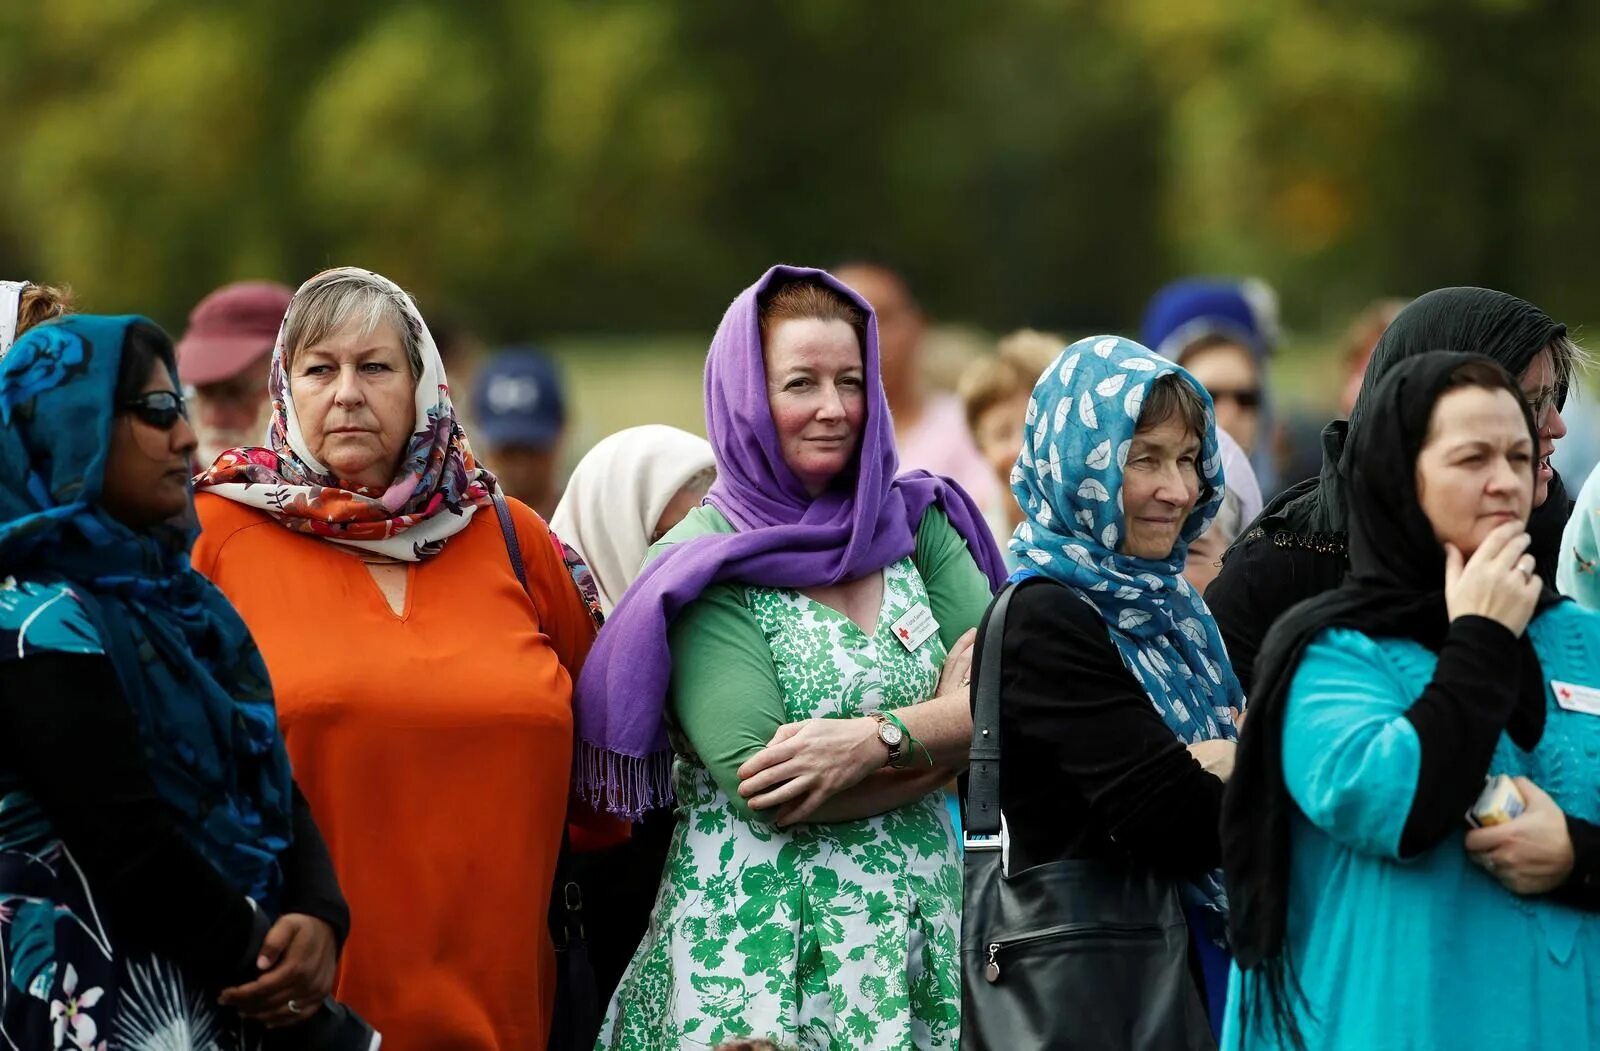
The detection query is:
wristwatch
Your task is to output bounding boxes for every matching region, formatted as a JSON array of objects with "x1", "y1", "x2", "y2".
[{"x1": 870, "y1": 712, "x2": 908, "y2": 769}]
